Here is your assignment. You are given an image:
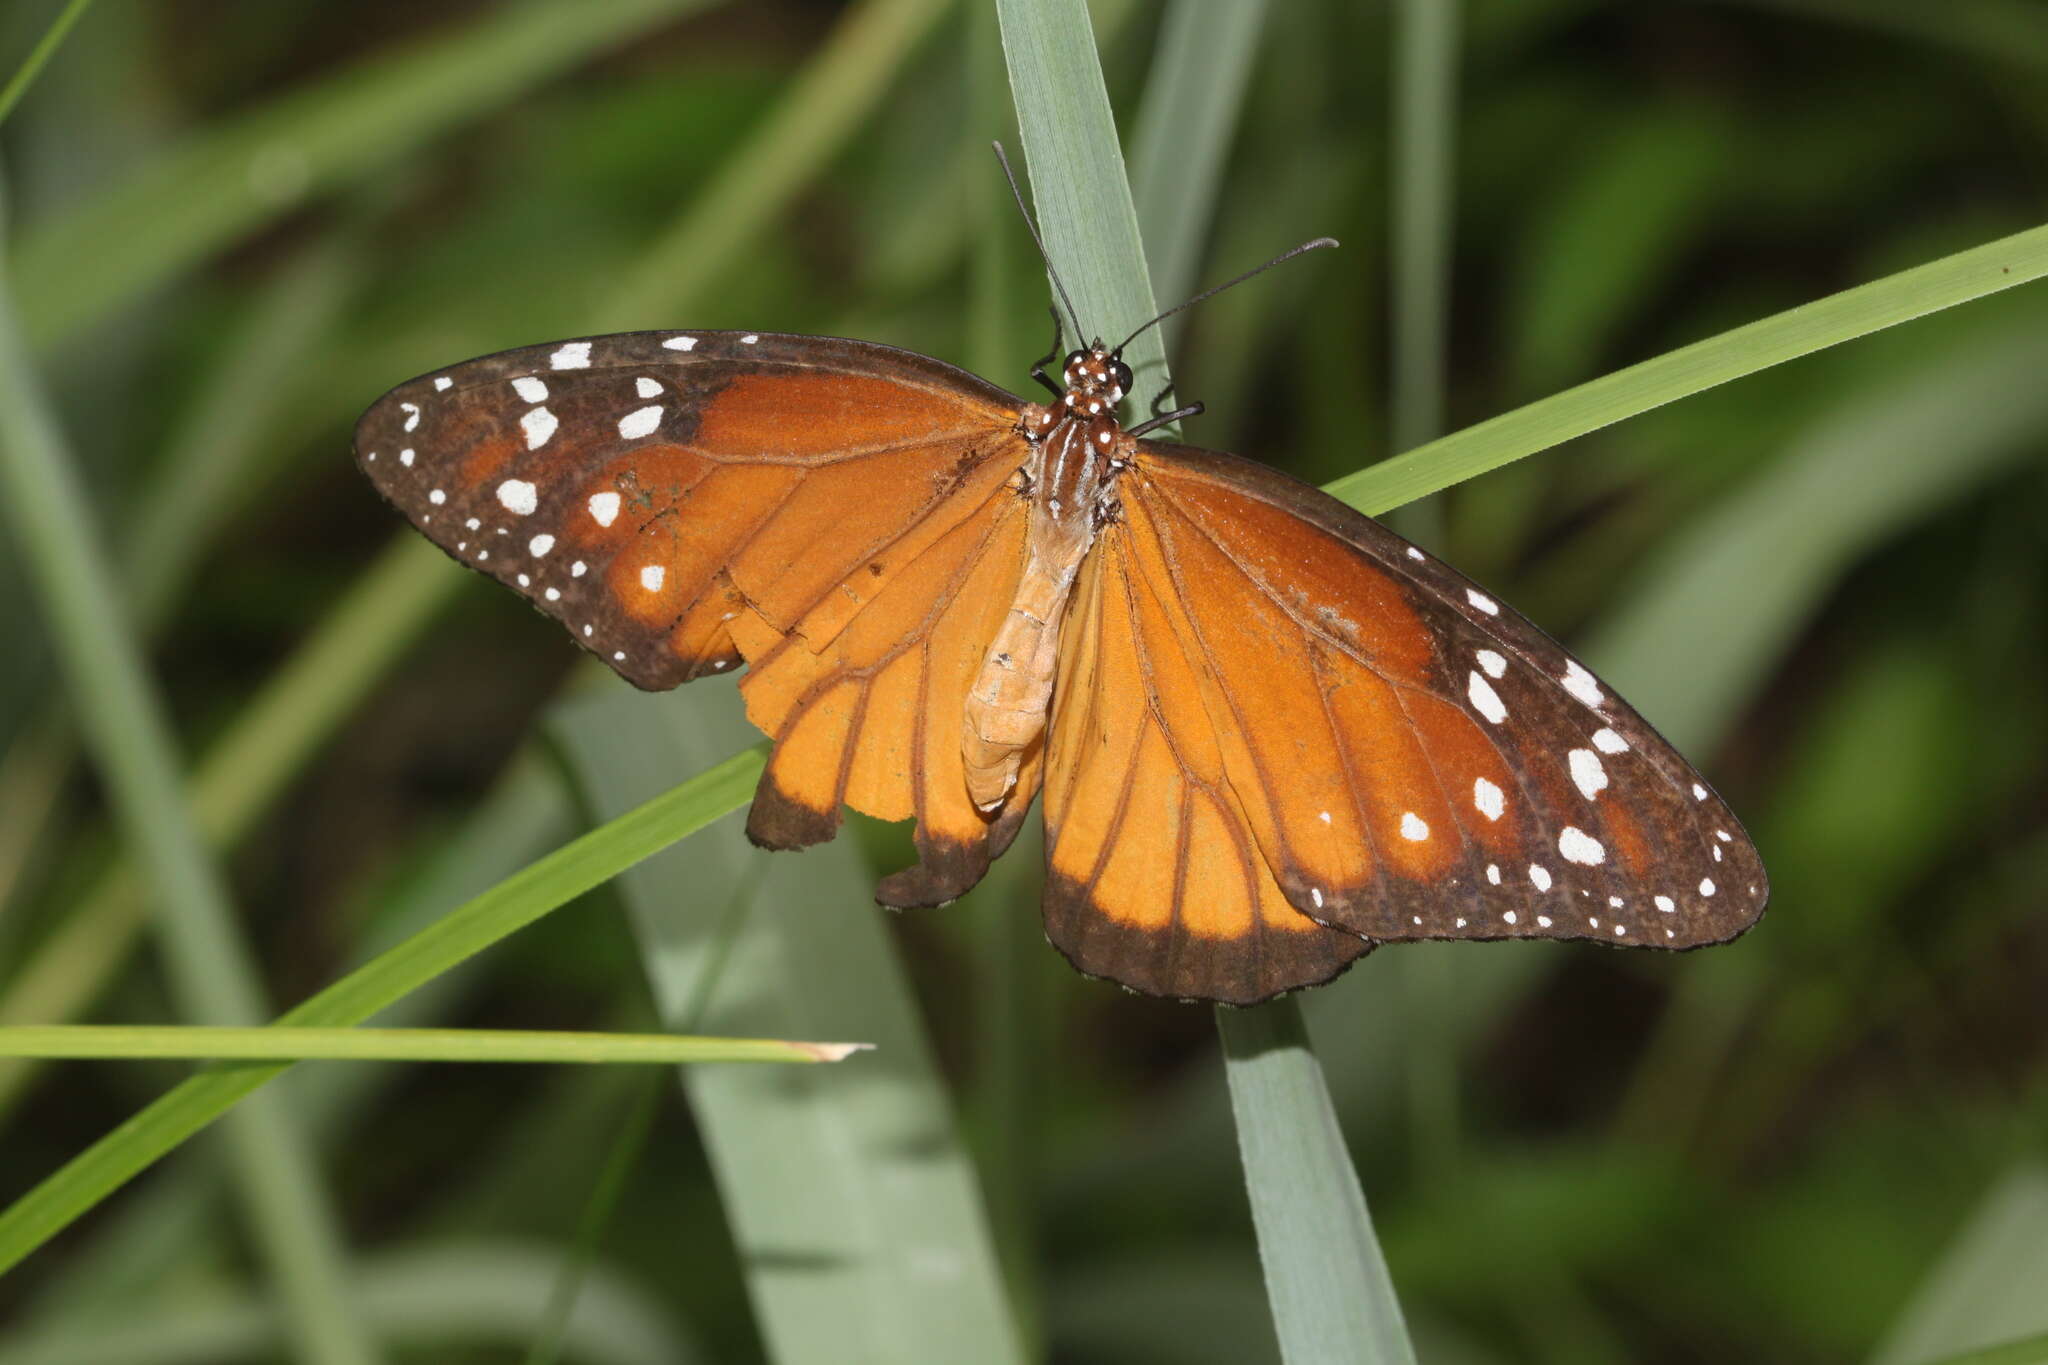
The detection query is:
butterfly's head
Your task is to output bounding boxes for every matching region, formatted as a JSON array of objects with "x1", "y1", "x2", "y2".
[{"x1": 1061, "y1": 344, "x2": 1132, "y2": 410}]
